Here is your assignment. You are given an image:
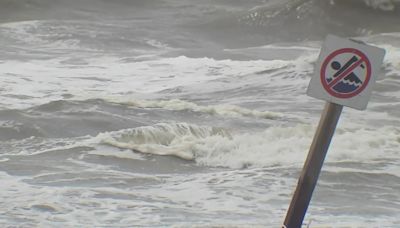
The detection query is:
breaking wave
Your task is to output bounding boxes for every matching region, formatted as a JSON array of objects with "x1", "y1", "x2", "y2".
[
  {"x1": 96, "y1": 123, "x2": 232, "y2": 161},
  {"x1": 96, "y1": 122, "x2": 400, "y2": 169},
  {"x1": 107, "y1": 98, "x2": 283, "y2": 120}
]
